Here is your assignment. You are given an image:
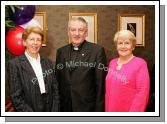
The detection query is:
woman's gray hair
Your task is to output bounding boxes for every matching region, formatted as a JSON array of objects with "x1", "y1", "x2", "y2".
[{"x1": 113, "y1": 30, "x2": 136, "y2": 47}]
